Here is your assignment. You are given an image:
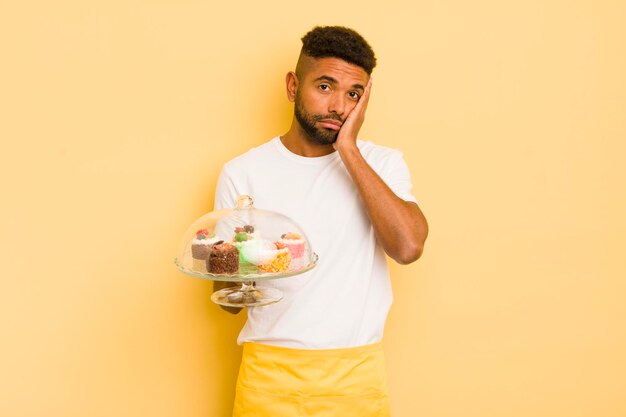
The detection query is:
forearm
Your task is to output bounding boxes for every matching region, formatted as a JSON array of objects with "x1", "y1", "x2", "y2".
[{"x1": 336, "y1": 145, "x2": 428, "y2": 264}]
